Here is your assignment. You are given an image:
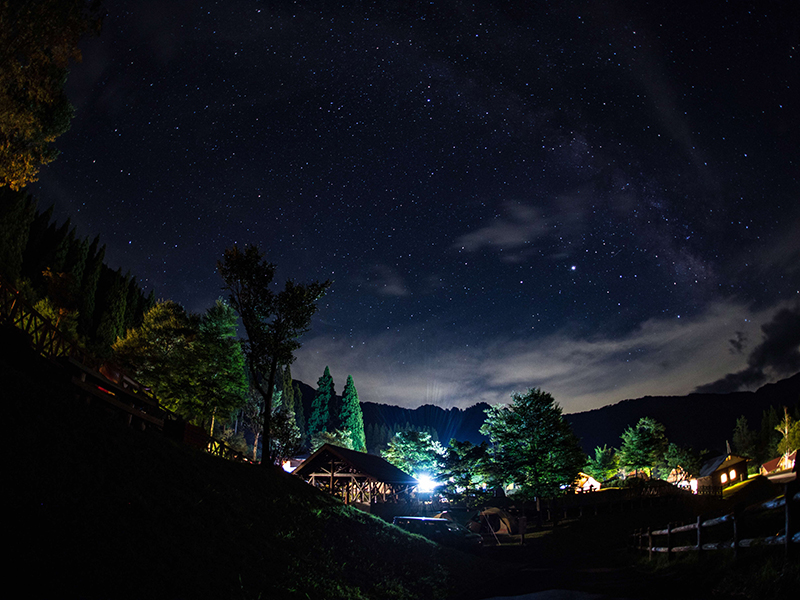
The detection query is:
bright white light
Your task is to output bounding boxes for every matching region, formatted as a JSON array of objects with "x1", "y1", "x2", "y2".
[{"x1": 417, "y1": 473, "x2": 437, "y2": 494}]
